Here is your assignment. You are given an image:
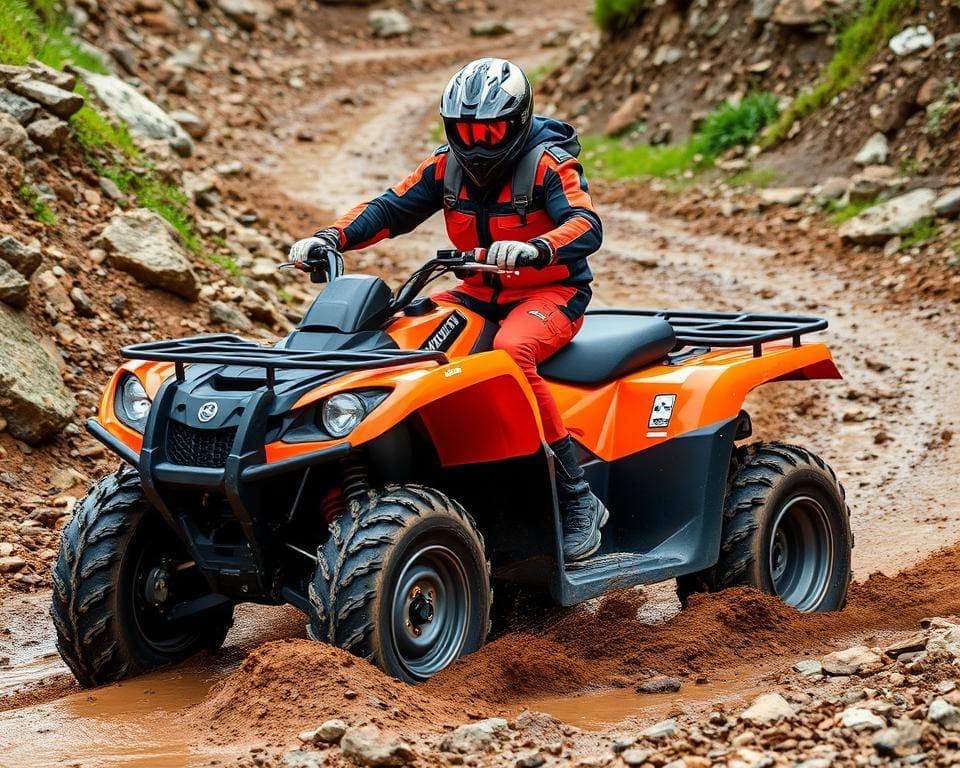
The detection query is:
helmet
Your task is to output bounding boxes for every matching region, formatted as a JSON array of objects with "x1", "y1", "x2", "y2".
[{"x1": 441, "y1": 58, "x2": 533, "y2": 188}]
